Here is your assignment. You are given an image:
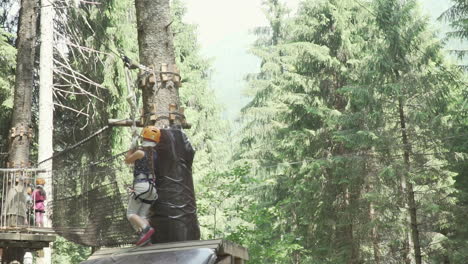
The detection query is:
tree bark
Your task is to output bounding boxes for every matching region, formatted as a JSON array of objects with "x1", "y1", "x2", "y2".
[
  {"x1": 134, "y1": 0, "x2": 199, "y2": 243},
  {"x1": 367, "y1": 180, "x2": 381, "y2": 264},
  {"x1": 398, "y1": 97, "x2": 422, "y2": 264},
  {"x1": 8, "y1": 0, "x2": 37, "y2": 166},
  {"x1": 4, "y1": 0, "x2": 38, "y2": 262},
  {"x1": 135, "y1": 0, "x2": 179, "y2": 127}
]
